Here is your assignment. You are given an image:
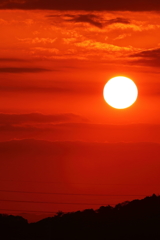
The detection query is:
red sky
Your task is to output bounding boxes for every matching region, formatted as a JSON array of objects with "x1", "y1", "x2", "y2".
[{"x1": 0, "y1": 0, "x2": 160, "y2": 222}]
